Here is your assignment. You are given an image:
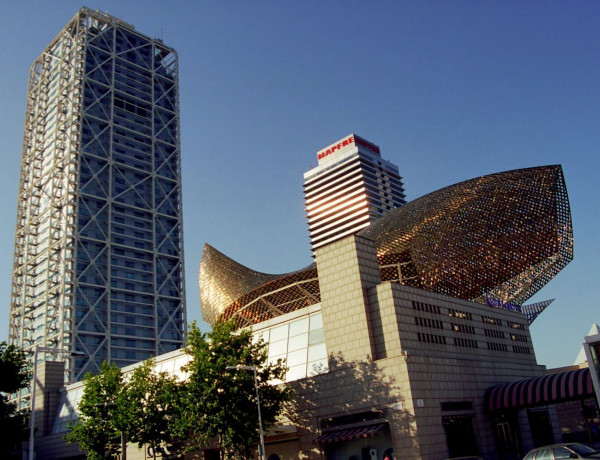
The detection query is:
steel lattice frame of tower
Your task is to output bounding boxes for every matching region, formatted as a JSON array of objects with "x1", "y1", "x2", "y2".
[{"x1": 9, "y1": 7, "x2": 186, "y2": 406}]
